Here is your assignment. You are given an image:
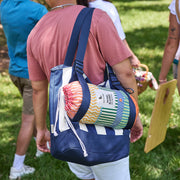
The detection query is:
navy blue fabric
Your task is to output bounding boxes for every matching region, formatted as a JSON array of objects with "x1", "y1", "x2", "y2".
[
  {"x1": 64, "y1": 8, "x2": 92, "y2": 66},
  {"x1": 49, "y1": 8, "x2": 132, "y2": 166},
  {"x1": 51, "y1": 124, "x2": 130, "y2": 166},
  {"x1": 49, "y1": 64, "x2": 67, "y2": 126},
  {"x1": 70, "y1": 8, "x2": 94, "y2": 122}
]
